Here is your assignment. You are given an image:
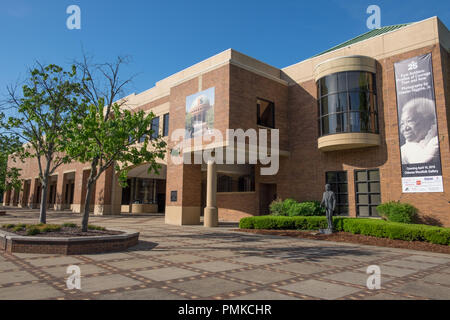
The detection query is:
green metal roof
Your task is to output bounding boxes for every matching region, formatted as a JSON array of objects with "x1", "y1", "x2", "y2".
[{"x1": 313, "y1": 23, "x2": 412, "y2": 58}]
